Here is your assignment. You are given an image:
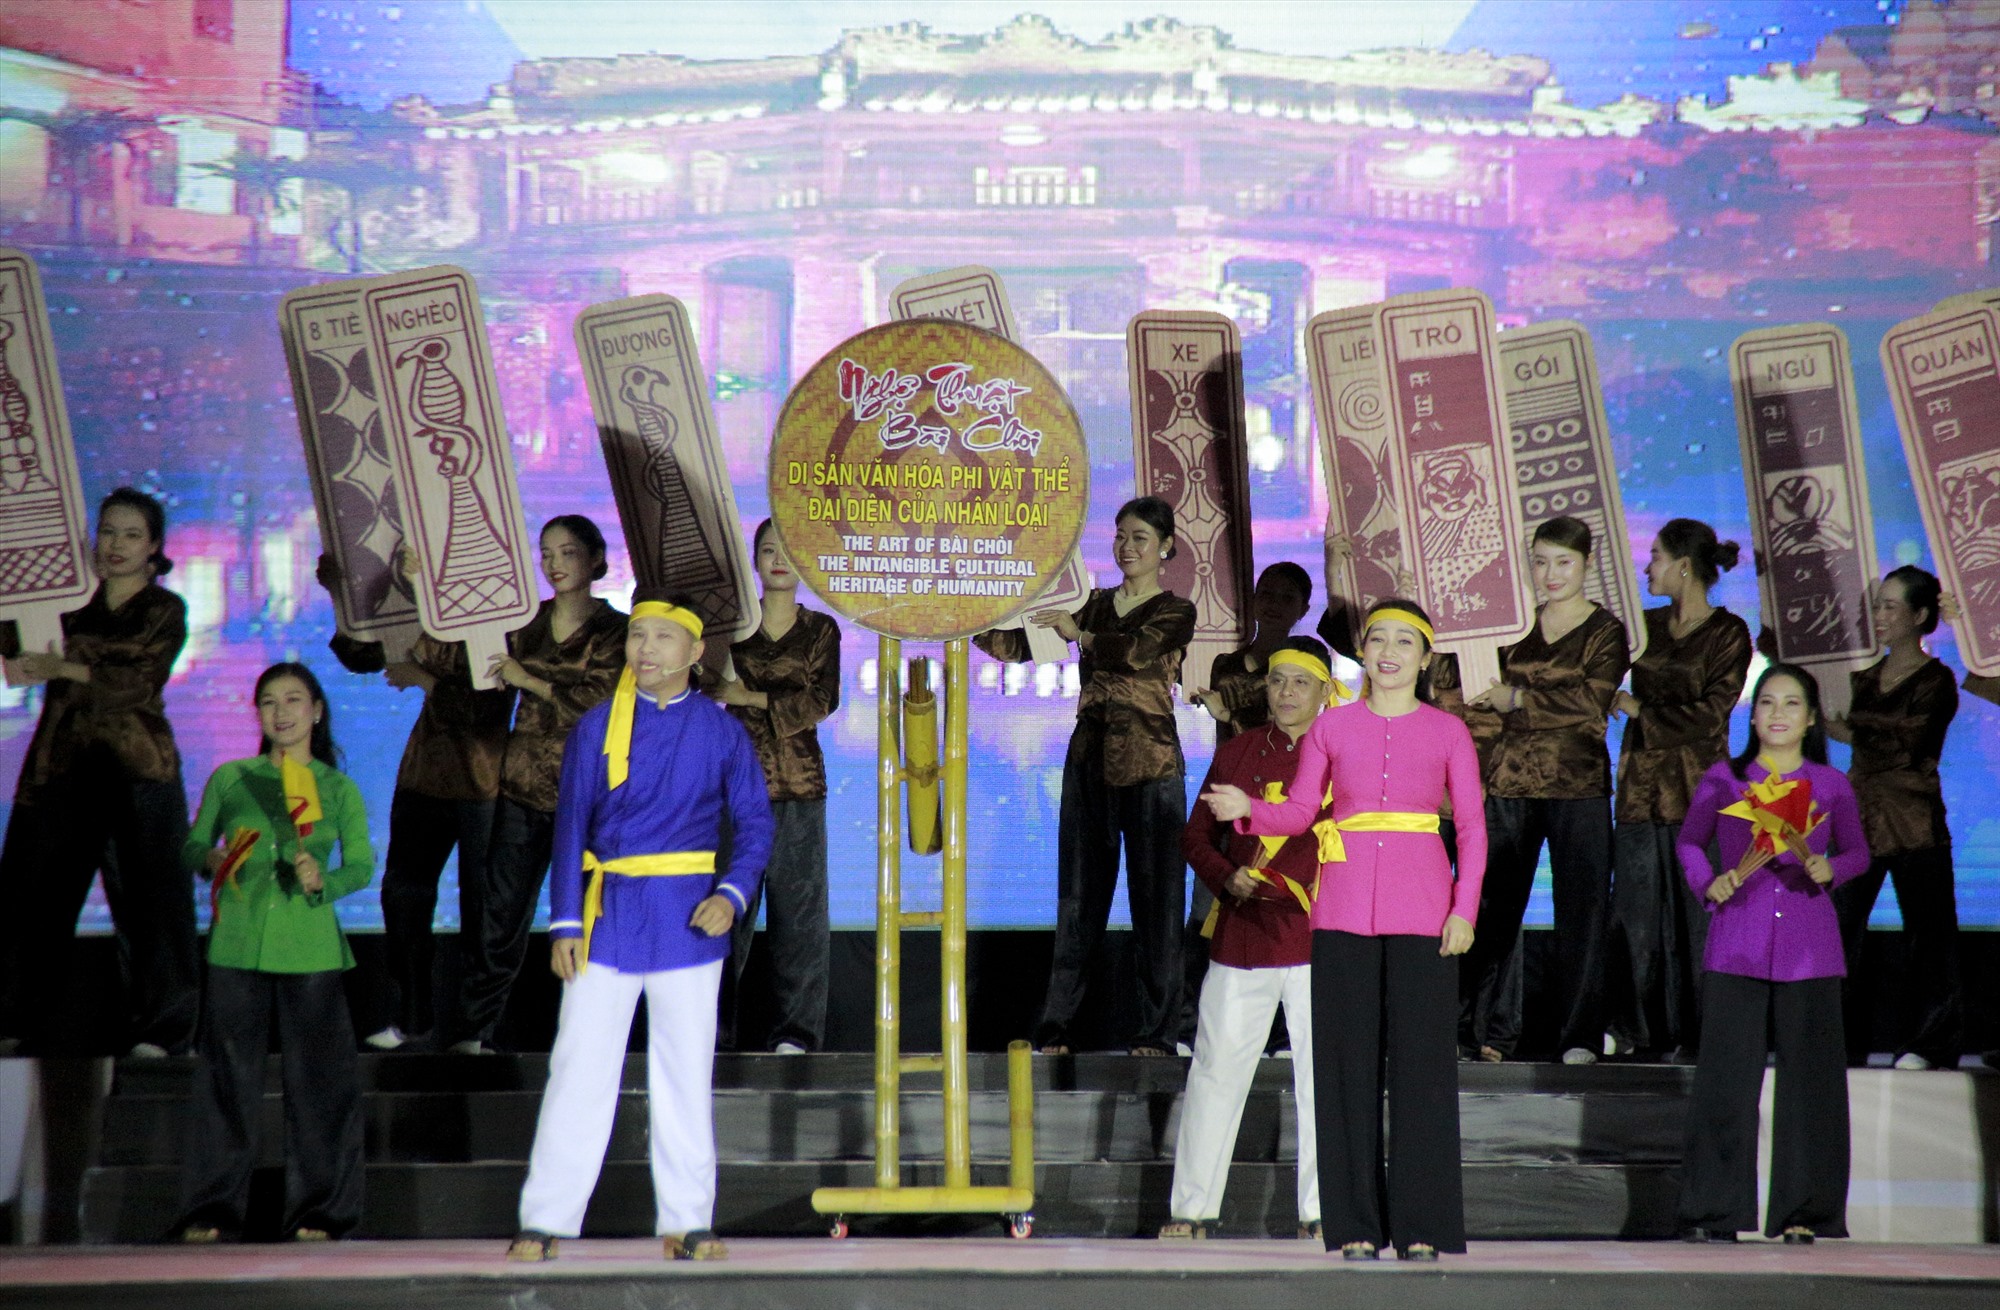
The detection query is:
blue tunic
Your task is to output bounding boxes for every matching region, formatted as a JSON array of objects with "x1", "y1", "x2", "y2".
[{"x1": 550, "y1": 687, "x2": 774, "y2": 972}]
